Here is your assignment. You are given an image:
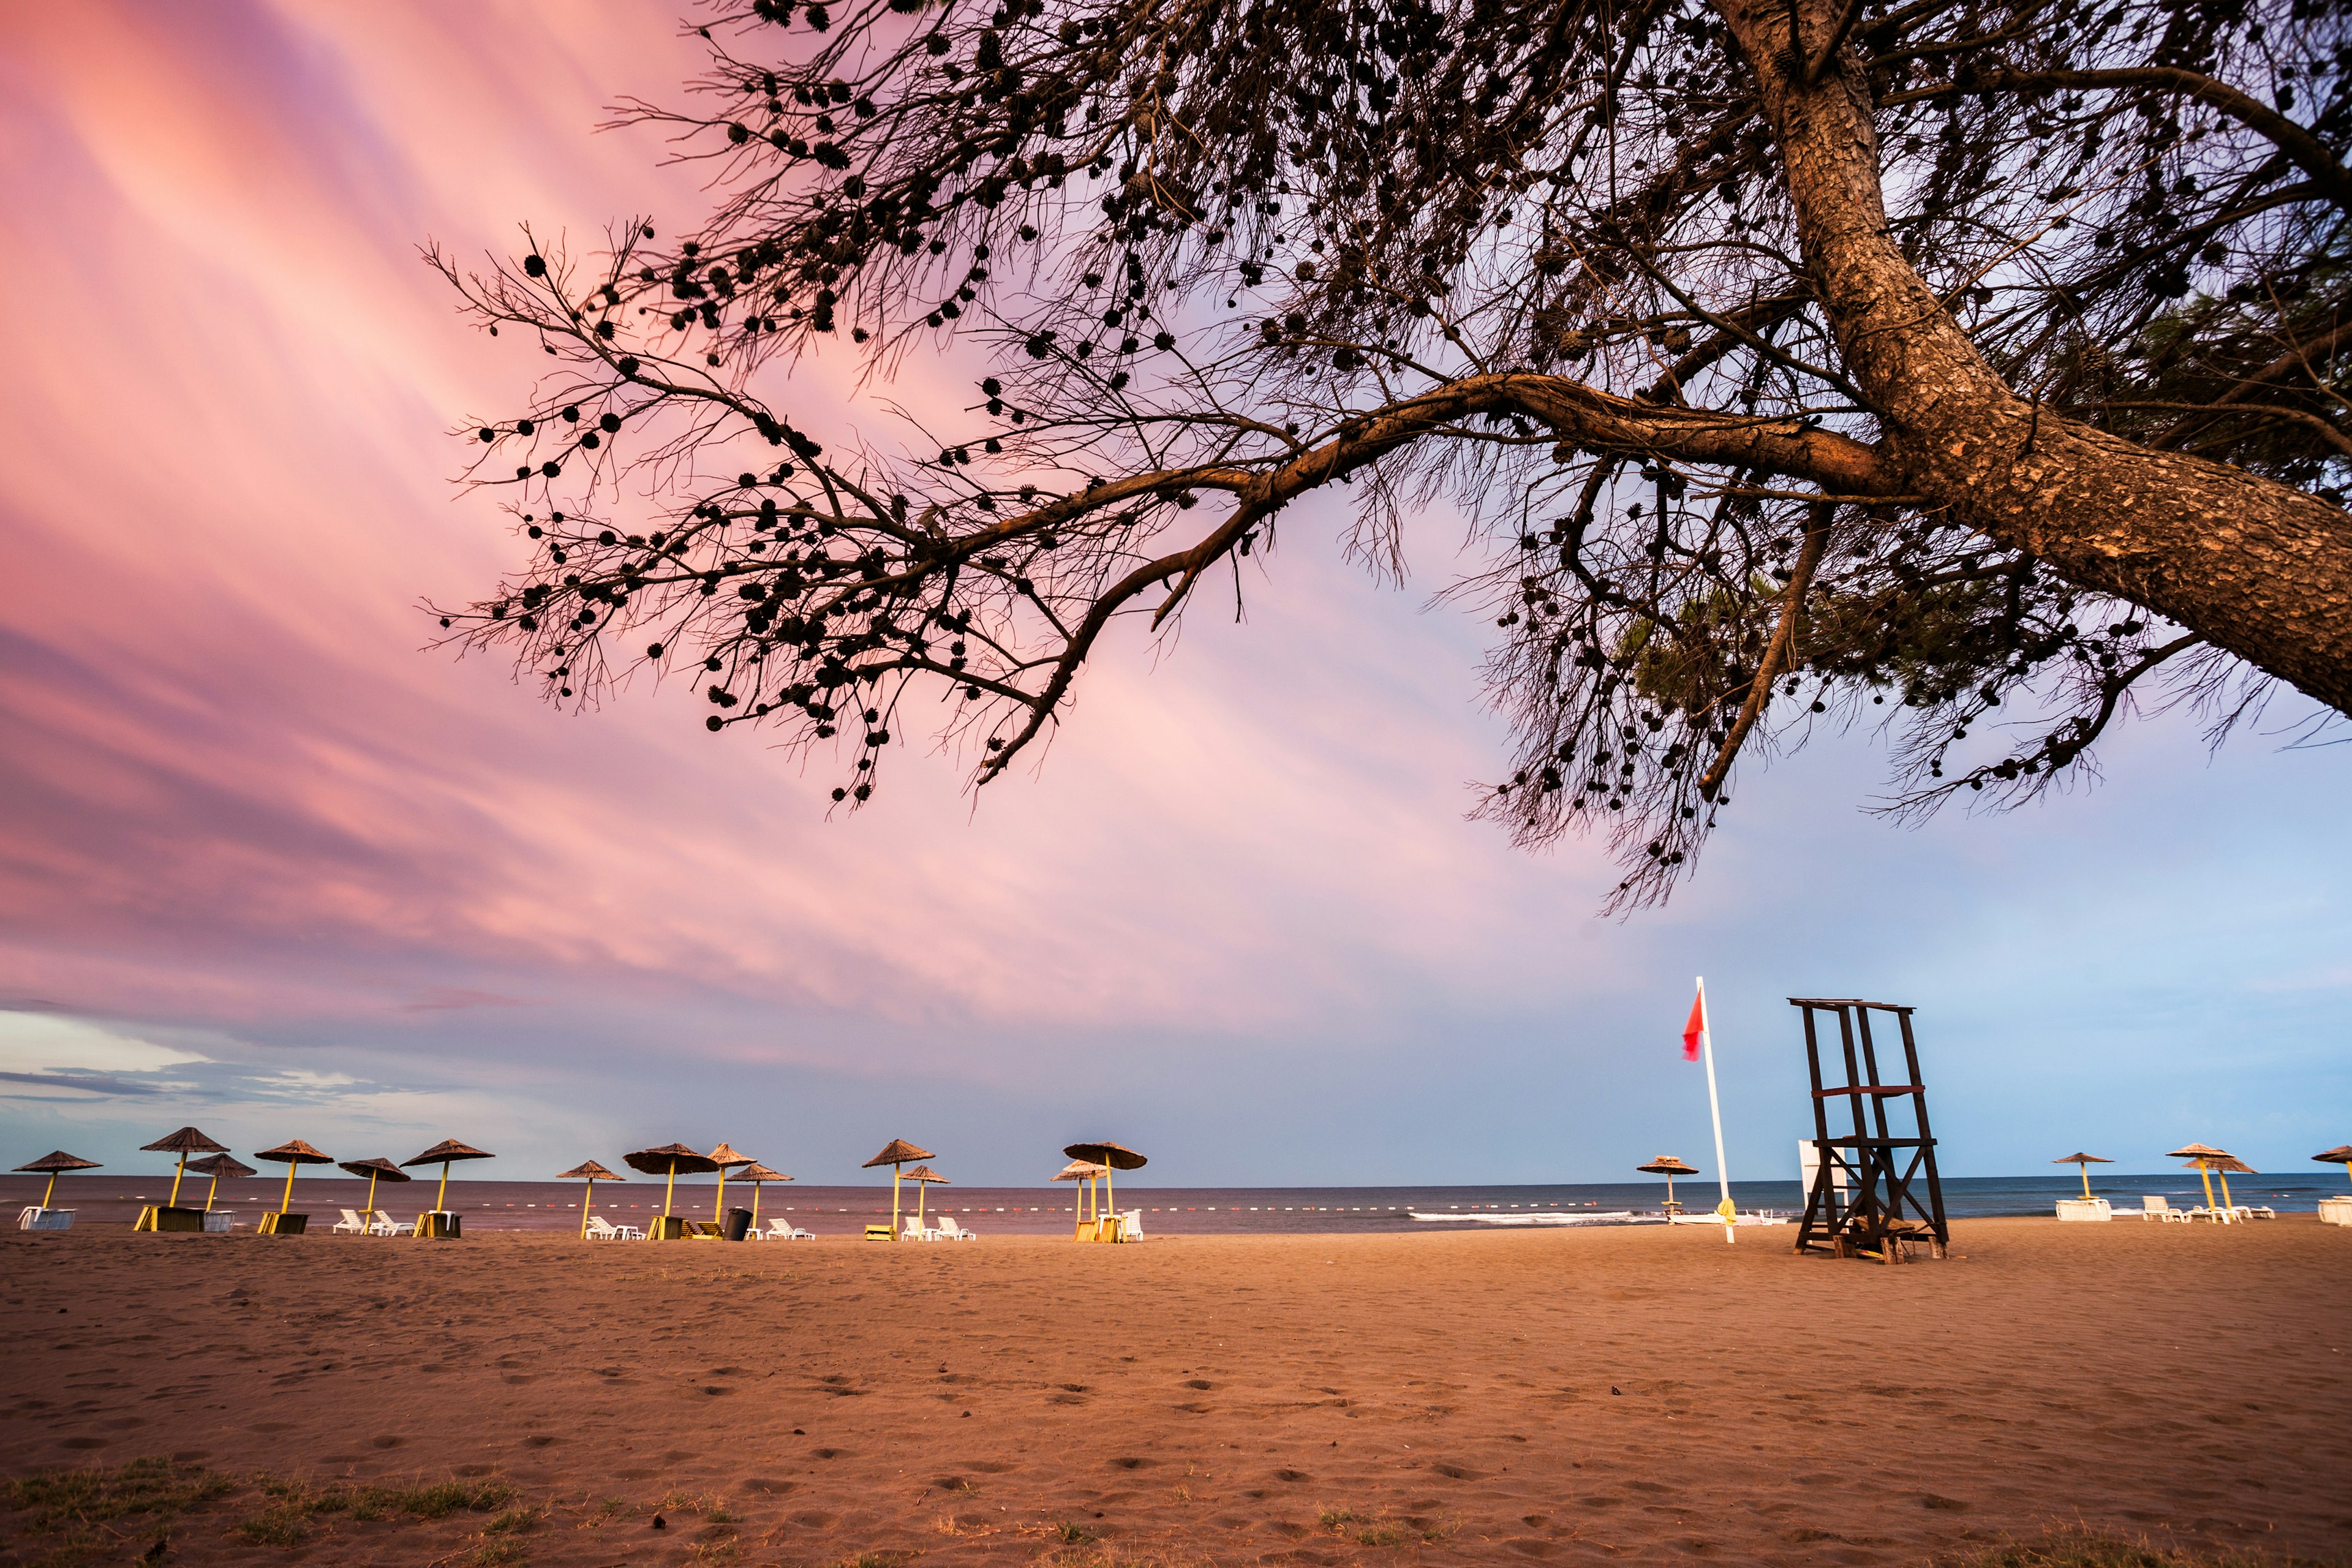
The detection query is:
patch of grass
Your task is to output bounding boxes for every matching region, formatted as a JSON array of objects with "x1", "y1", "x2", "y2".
[
  {"x1": 1945, "y1": 1532, "x2": 2328, "y2": 1568},
  {"x1": 1053, "y1": 1518, "x2": 1093, "y2": 1543},
  {"x1": 373, "y1": 1478, "x2": 517, "y2": 1520},
  {"x1": 828, "y1": 1554, "x2": 910, "y2": 1568},
  {"x1": 462, "y1": 1540, "x2": 530, "y2": 1567},
  {"x1": 483, "y1": 1506, "x2": 544, "y2": 1534},
  {"x1": 2, "y1": 1455, "x2": 237, "y2": 1564},
  {"x1": 1317, "y1": 1507, "x2": 1365, "y2": 1529}
]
